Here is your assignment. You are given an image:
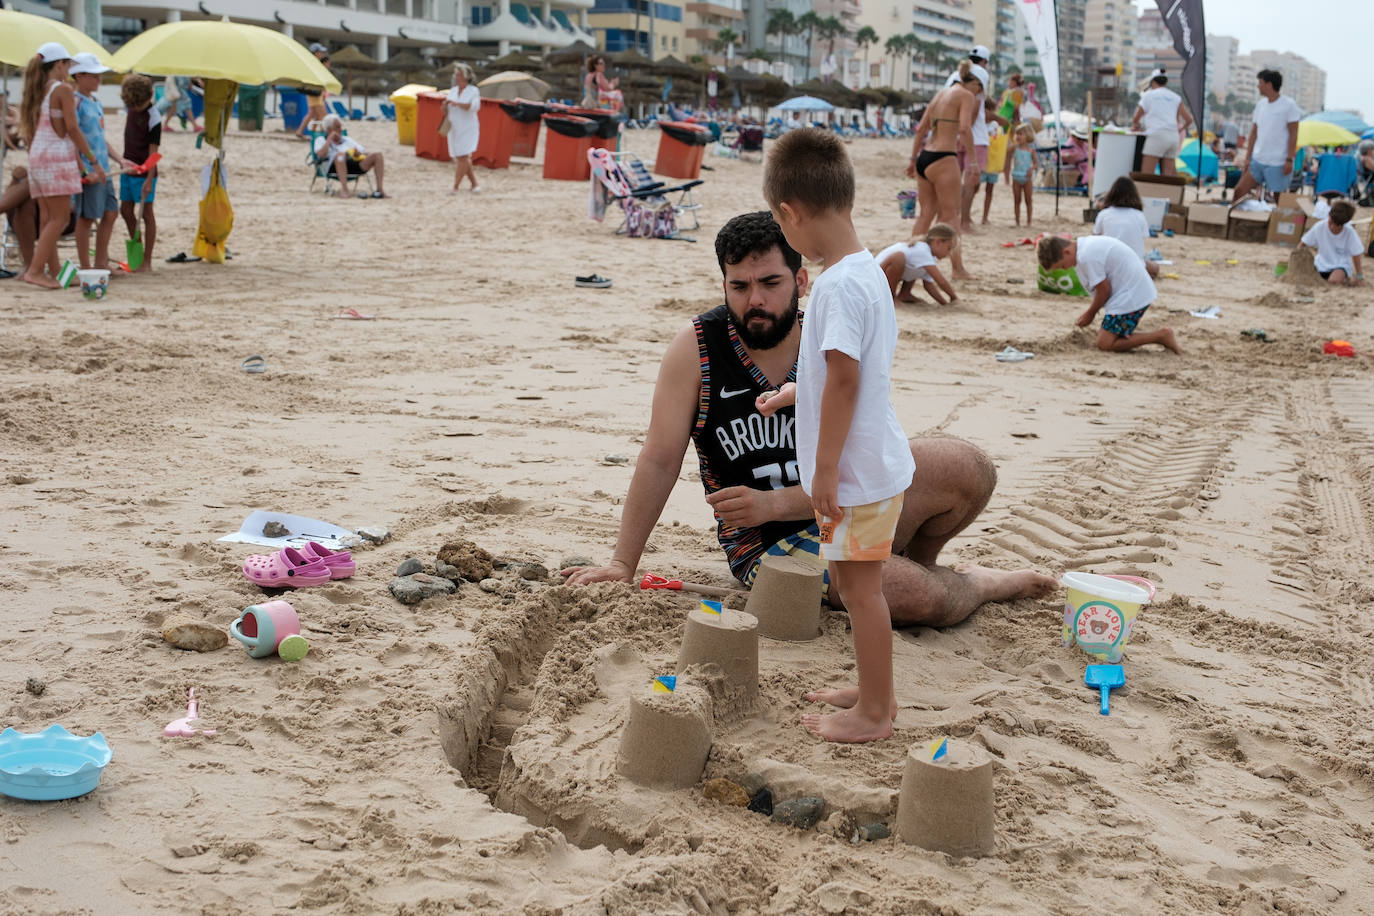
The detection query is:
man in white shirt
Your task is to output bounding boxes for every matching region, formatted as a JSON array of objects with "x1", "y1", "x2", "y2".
[
  {"x1": 1131, "y1": 69, "x2": 1193, "y2": 176},
  {"x1": 1232, "y1": 68, "x2": 1302, "y2": 202},
  {"x1": 319, "y1": 114, "x2": 388, "y2": 198},
  {"x1": 944, "y1": 45, "x2": 1007, "y2": 232}
]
